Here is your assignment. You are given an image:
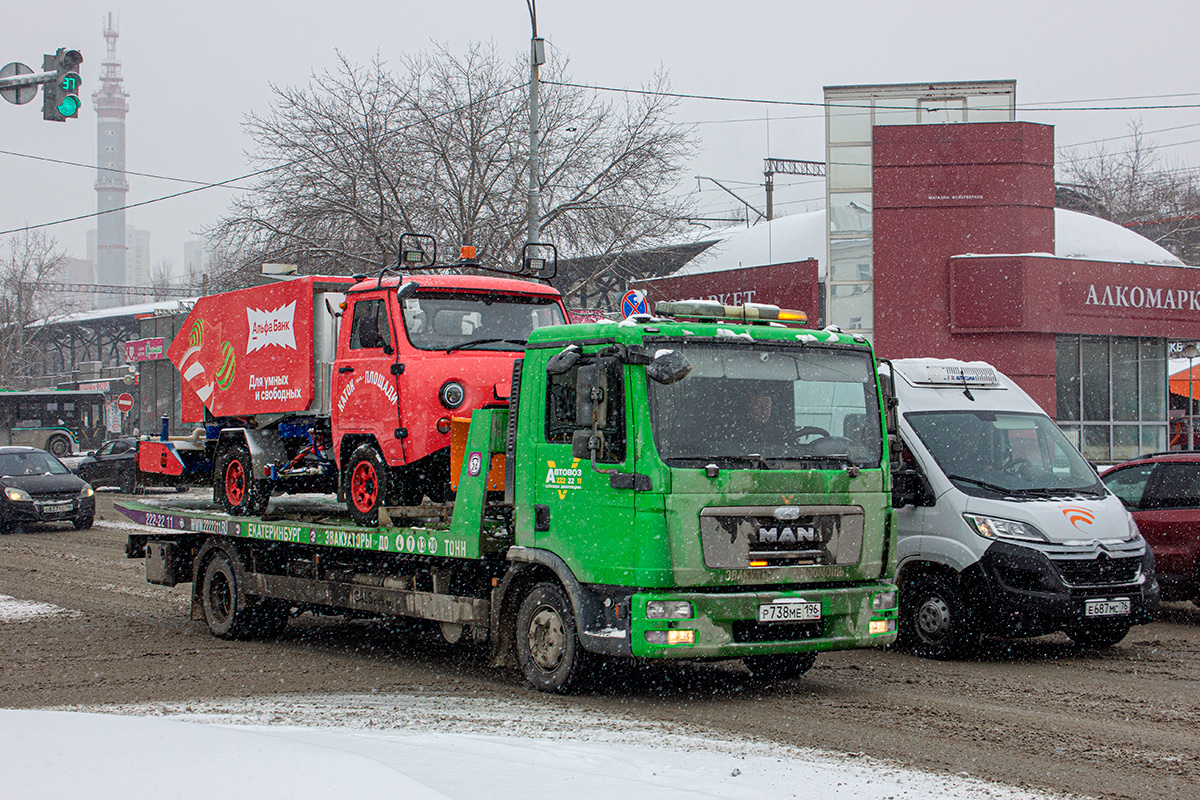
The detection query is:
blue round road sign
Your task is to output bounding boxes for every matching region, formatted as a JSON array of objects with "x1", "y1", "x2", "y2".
[{"x1": 621, "y1": 289, "x2": 648, "y2": 318}]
